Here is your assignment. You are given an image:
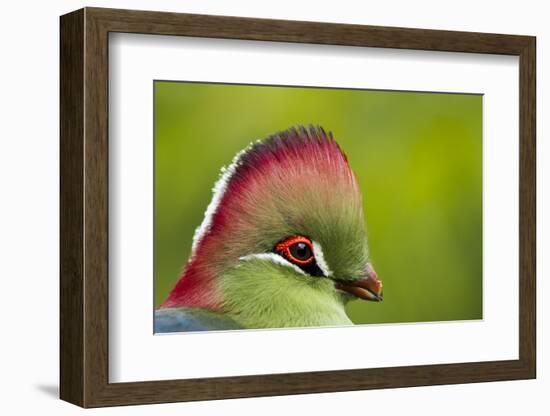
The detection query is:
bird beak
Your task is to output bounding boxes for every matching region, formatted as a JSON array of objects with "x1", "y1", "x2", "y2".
[{"x1": 334, "y1": 263, "x2": 383, "y2": 301}]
